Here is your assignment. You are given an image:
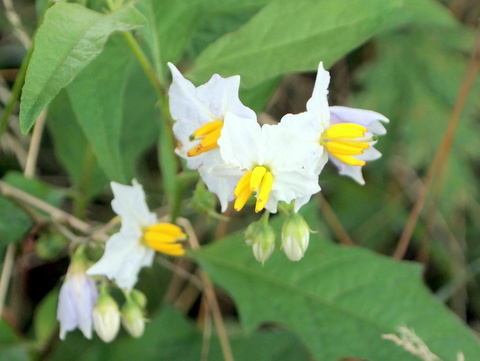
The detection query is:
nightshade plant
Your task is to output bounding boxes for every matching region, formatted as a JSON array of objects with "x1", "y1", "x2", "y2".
[{"x1": 0, "y1": 0, "x2": 480, "y2": 361}]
